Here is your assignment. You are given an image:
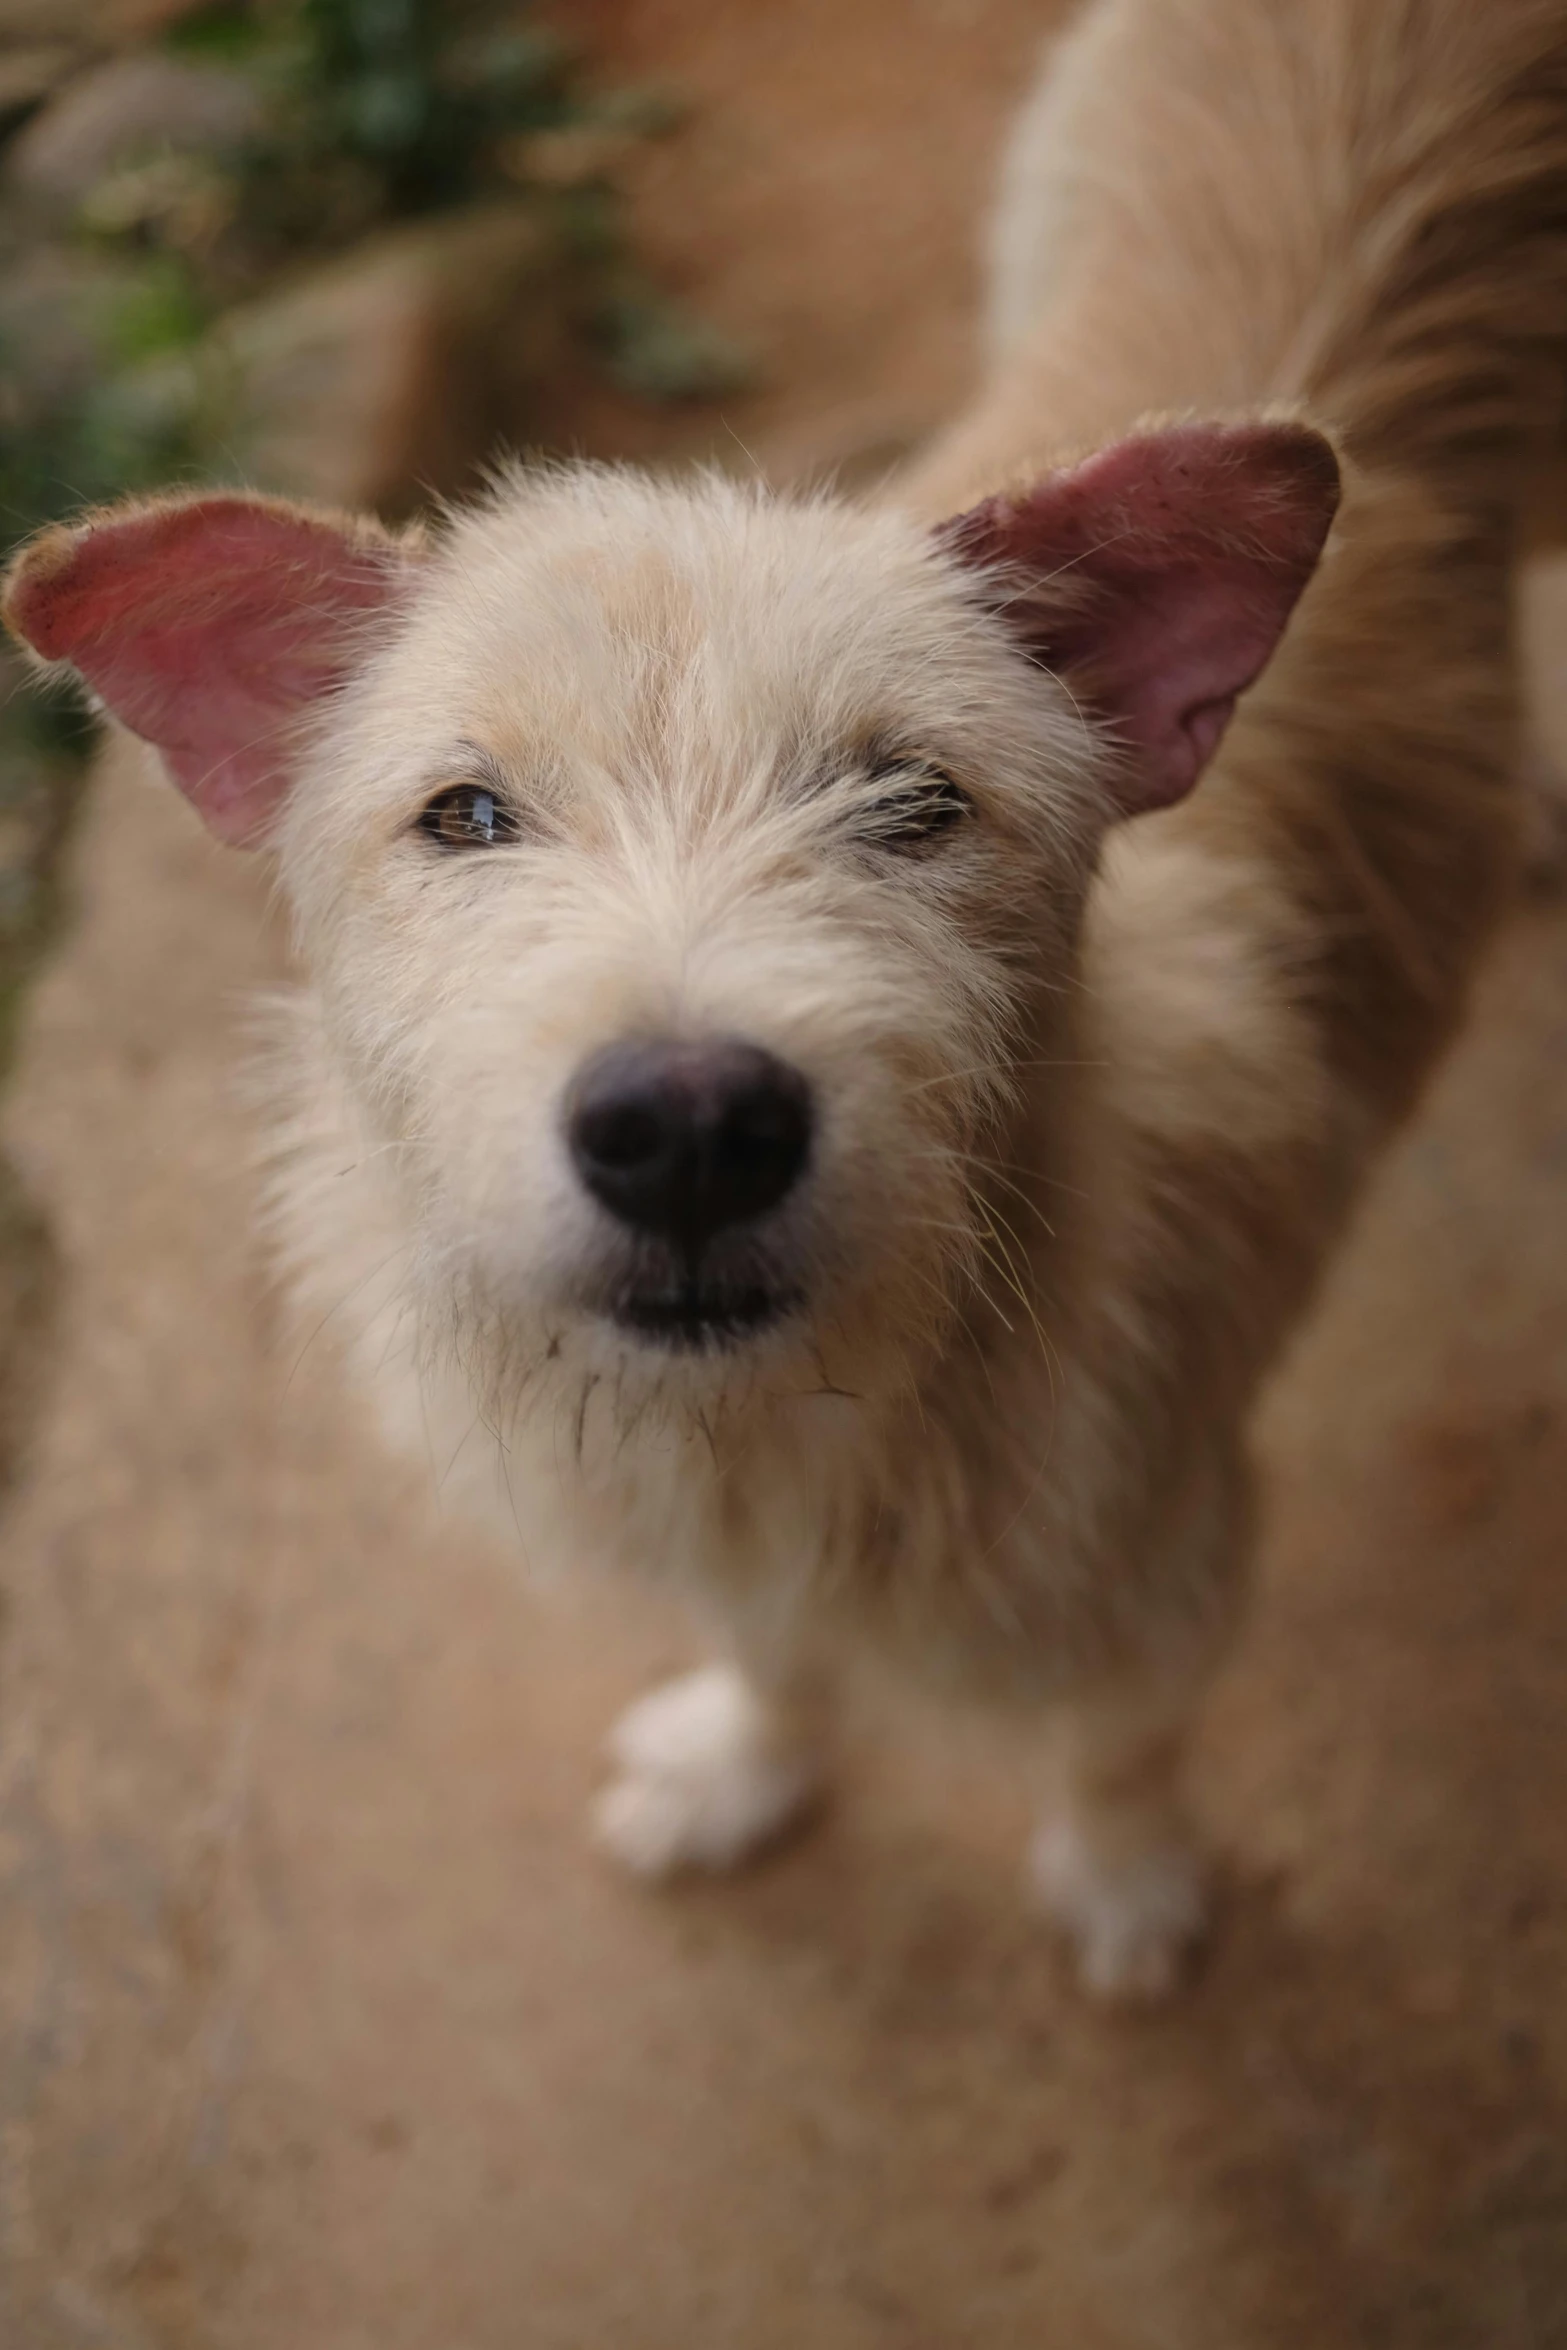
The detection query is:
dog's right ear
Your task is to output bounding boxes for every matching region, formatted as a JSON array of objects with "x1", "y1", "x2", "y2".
[{"x1": 2, "y1": 494, "x2": 415, "y2": 848}]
